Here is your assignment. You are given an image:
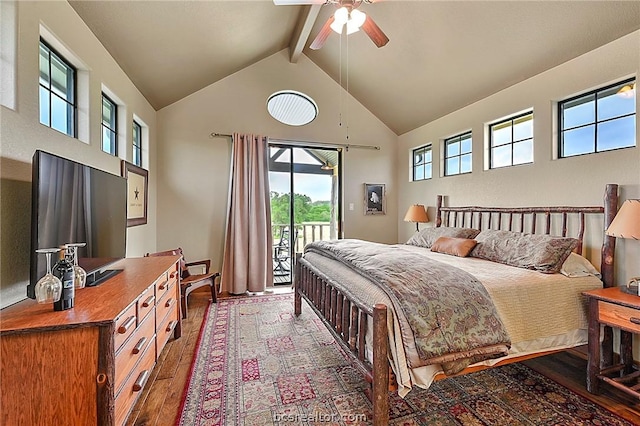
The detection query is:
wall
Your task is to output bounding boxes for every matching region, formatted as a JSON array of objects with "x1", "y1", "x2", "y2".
[
  {"x1": 156, "y1": 49, "x2": 398, "y2": 291},
  {"x1": 0, "y1": 1, "x2": 157, "y2": 308},
  {"x1": 397, "y1": 30, "x2": 640, "y2": 284}
]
